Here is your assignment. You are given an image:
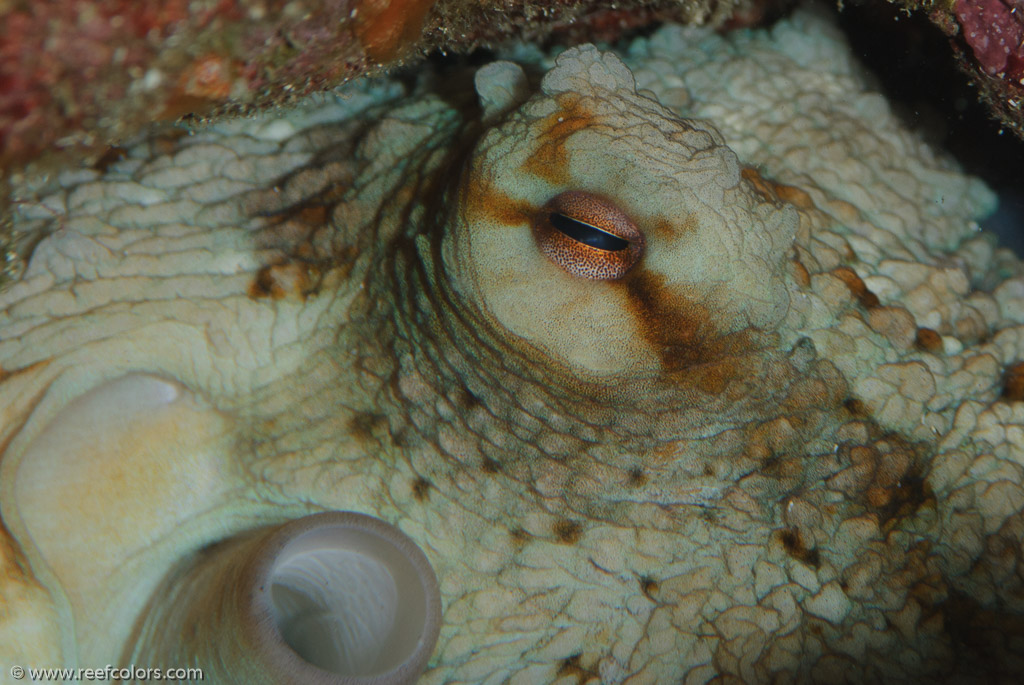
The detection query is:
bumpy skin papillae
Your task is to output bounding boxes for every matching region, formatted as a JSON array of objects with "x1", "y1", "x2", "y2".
[{"x1": 3, "y1": 8, "x2": 1024, "y2": 683}]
